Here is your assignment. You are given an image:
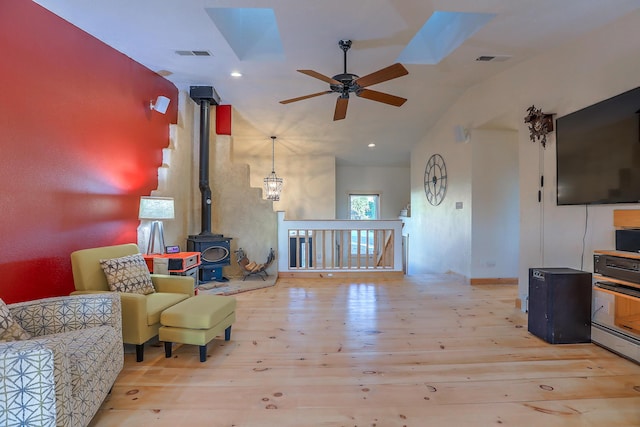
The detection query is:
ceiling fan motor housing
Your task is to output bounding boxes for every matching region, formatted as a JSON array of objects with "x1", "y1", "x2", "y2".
[
  {"x1": 339, "y1": 39, "x2": 352, "y2": 51},
  {"x1": 330, "y1": 73, "x2": 360, "y2": 93}
]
